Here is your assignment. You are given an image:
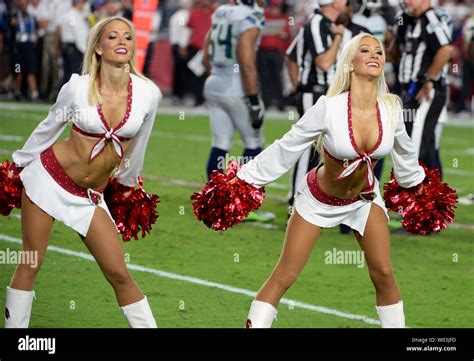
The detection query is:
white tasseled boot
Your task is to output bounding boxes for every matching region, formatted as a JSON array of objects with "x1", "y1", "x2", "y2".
[
  {"x1": 376, "y1": 300, "x2": 406, "y2": 328},
  {"x1": 4, "y1": 286, "x2": 36, "y2": 328},
  {"x1": 245, "y1": 300, "x2": 278, "y2": 328},
  {"x1": 120, "y1": 296, "x2": 157, "y2": 328}
]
